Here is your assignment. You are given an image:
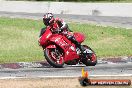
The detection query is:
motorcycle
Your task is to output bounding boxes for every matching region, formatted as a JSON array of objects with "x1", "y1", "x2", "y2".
[{"x1": 38, "y1": 26, "x2": 97, "y2": 68}]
